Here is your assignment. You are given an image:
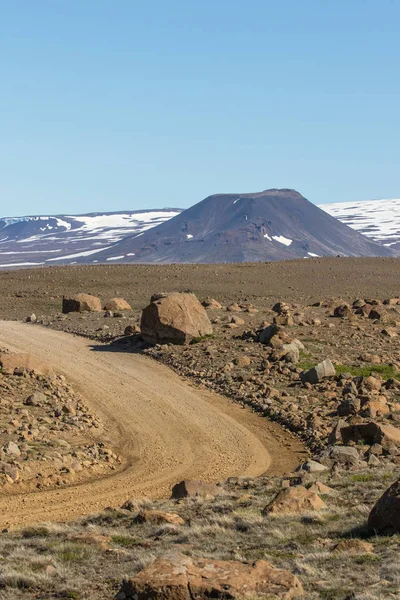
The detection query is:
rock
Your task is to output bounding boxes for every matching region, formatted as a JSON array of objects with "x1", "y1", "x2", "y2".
[
  {"x1": 140, "y1": 293, "x2": 212, "y2": 345},
  {"x1": 2, "y1": 441, "x2": 20, "y2": 457},
  {"x1": 262, "y1": 486, "x2": 326, "y2": 515},
  {"x1": 259, "y1": 324, "x2": 283, "y2": 345},
  {"x1": 340, "y1": 421, "x2": 400, "y2": 447},
  {"x1": 62, "y1": 294, "x2": 102, "y2": 313},
  {"x1": 317, "y1": 445, "x2": 360, "y2": 467},
  {"x1": 202, "y1": 298, "x2": 222, "y2": 309},
  {"x1": 297, "y1": 460, "x2": 328, "y2": 474},
  {"x1": 337, "y1": 397, "x2": 361, "y2": 417},
  {"x1": 359, "y1": 353, "x2": 381, "y2": 364},
  {"x1": 227, "y1": 303, "x2": 242, "y2": 312},
  {"x1": 104, "y1": 298, "x2": 132, "y2": 311},
  {"x1": 381, "y1": 327, "x2": 398, "y2": 338},
  {"x1": 362, "y1": 376, "x2": 381, "y2": 392},
  {"x1": 25, "y1": 314, "x2": 37, "y2": 323},
  {"x1": 0, "y1": 353, "x2": 54, "y2": 376},
  {"x1": 234, "y1": 355, "x2": 251, "y2": 367},
  {"x1": 273, "y1": 302, "x2": 291, "y2": 314},
  {"x1": 171, "y1": 480, "x2": 220, "y2": 499},
  {"x1": 308, "y1": 482, "x2": 334, "y2": 495},
  {"x1": 133, "y1": 510, "x2": 184, "y2": 526},
  {"x1": 24, "y1": 392, "x2": 47, "y2": 406},
  {"x1": 368, "y1": 478, "x2": 400, "y2": 534},
  {"x1": 300, "y1": 359, "x2": 336, "y2": 384},
  {"x1": 333, "y1": 304, "x2": 352, "y2": 318},
  {"x1": 368, "y1": 454, "x2": 381, "y2": 467},
  {"x1": 117, "y1": 552, "x2": 304, "y2": 600},
  {"x1": 124, "y1": 324, "x2": 140, "y2": 336},
  {"x1": 231, "y1": 316, "x2": 245, "y2": 325},
  {"x1": 333, "y1": 539, "x2": 374, "y2": 554}
]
